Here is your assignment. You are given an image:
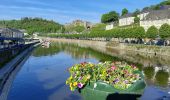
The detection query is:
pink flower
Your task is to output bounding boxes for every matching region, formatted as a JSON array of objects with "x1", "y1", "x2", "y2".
[
  {"x1": 77, "y1": 83, "x2": 84, "y2": 88},
  {"x1": 131, "y1": 65, "x2": 137, "y2": 69},
  {"x1": 111, "y1": 66, "x2": 116, "y2": 70}
]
